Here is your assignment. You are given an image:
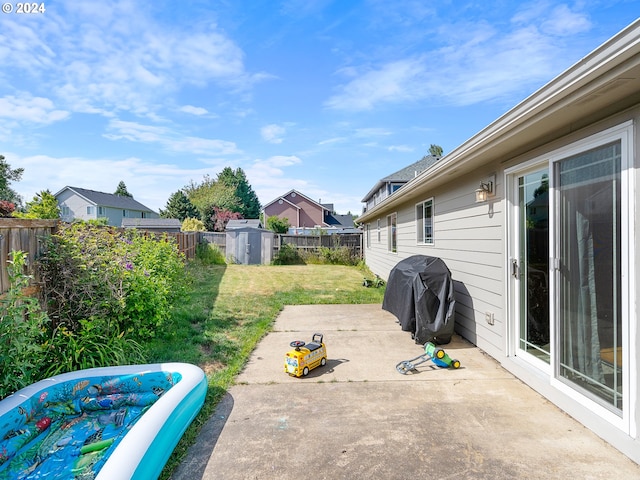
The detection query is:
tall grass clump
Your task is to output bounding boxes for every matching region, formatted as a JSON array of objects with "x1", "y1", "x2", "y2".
[
  {"x1": 195, "y1": 241, "x2": 226, "y2": 265},
  {"x1": 0, "y1": 251, "x2": 48, "y2": 398}
]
